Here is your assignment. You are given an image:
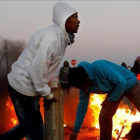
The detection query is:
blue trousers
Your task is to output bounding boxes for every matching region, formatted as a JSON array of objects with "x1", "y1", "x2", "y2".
[{"x1": 1, "y1": 84, "x2": 45, "y2": 140}]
